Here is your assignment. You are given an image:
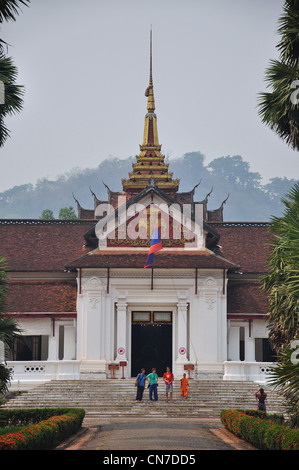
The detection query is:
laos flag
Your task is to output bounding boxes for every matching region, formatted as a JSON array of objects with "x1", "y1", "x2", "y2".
[{"x1": 144, "y1": 221, "x2": 163, "y2": 268}]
